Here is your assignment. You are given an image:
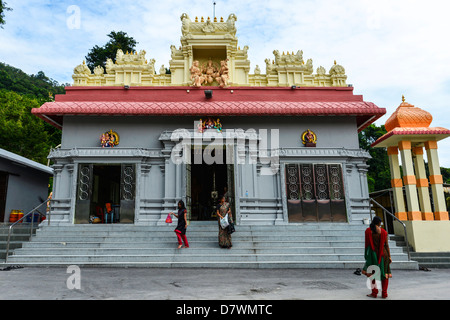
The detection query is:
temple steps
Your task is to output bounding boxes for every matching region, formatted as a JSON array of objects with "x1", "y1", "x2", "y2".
[
  {"x1": 2, "y1": 223, "x2": 418, "y2": 269},
  {"x1": 410, "y1": 252, "x2": 450, "y2": 269},
  {"x1": 0, "y1": 225, "x2": 39, "y2": 260}
]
